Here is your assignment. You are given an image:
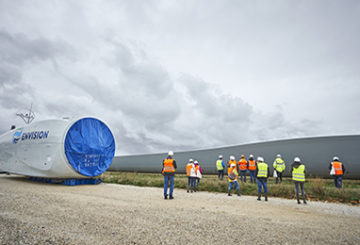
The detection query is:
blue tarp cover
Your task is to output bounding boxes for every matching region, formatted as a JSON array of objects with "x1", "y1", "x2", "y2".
[{"x1": 64, "y1": 118, "x2": 115, "y2": 177}]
